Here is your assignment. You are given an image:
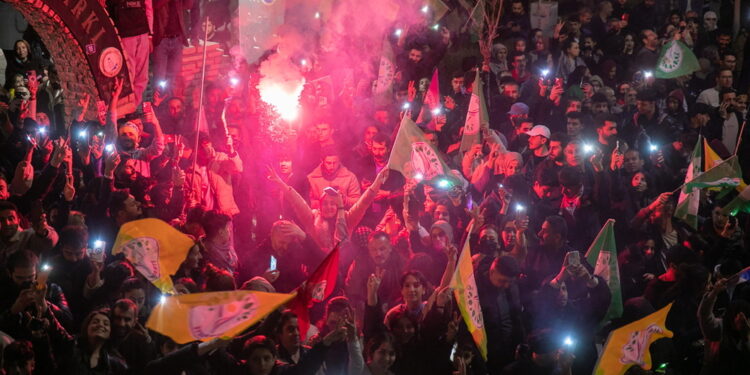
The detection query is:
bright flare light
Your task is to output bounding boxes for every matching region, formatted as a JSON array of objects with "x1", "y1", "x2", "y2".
[
  {"x1": 437, "y1": 179, "x2": 451, "y2": 189},
  {"x1": 431, "y1": 107, "x2": 442, "y2": 116},
  {"x1": 159, "y1": 295, "x2": 167, "y2": 304},
  {"x1": 649, "y1": 143, "x2": 658, "y2": 152},
  {"x1": 37, "y1": 127, "x2": 47, "y2": 134},
  {"x1": 402, "y1": 102, "x2": 410, "y2": 110},
  {"x1": 394, "y1": 28, "x2": 403, "y2": 37},
  {"x1": 541, "y1": 69, "x2": 550, "y2": 77},
  {"x1": 314, "y1": 11, "x2": 320, "y2": 19},
  {"x1": 563, "y1": 336, "x2": 574, "y2": 347},
  {"x1": 300, "y1": 59, "x2": 307, "y2": 66},
  {"x1": 644, "y1": 71, "x2": 653, "y2": 78},
  {"x1": 515, "y1": 204, "x2": 525, "y2": 212},
  {"x1": 78, "y1": 130, "x2": 88, "y2": 139},
  {"x1": 229, "y1": 77, "x2": 240, "y2": 87},
  {"x1": 158, "y1": 80, "x2": 167, "y2": 89},
  {"x1": 583, "y1": 144, "x2": 594, "y2": 154},
  {"x1": 414, "y1": 173, "x2": 424, "y2": 181},
  {"x1": 260, "y1": 83, "x2": 303, "y2": 121},
  {"x1": 94, "y1": 240, "x2": 104, "y2": 248},
  {"x1": 42, "y1": 263, "x2": 50, "y2": 271},
  {"x1": 105, "y1": 144, "x2": 114, "y2": 153},
  {"x1": 421, "y1": 5, "x2": 429, "y2": 13},
  {"x1": 432, "y1": 24, "x2": 439, "y2": 31}
]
